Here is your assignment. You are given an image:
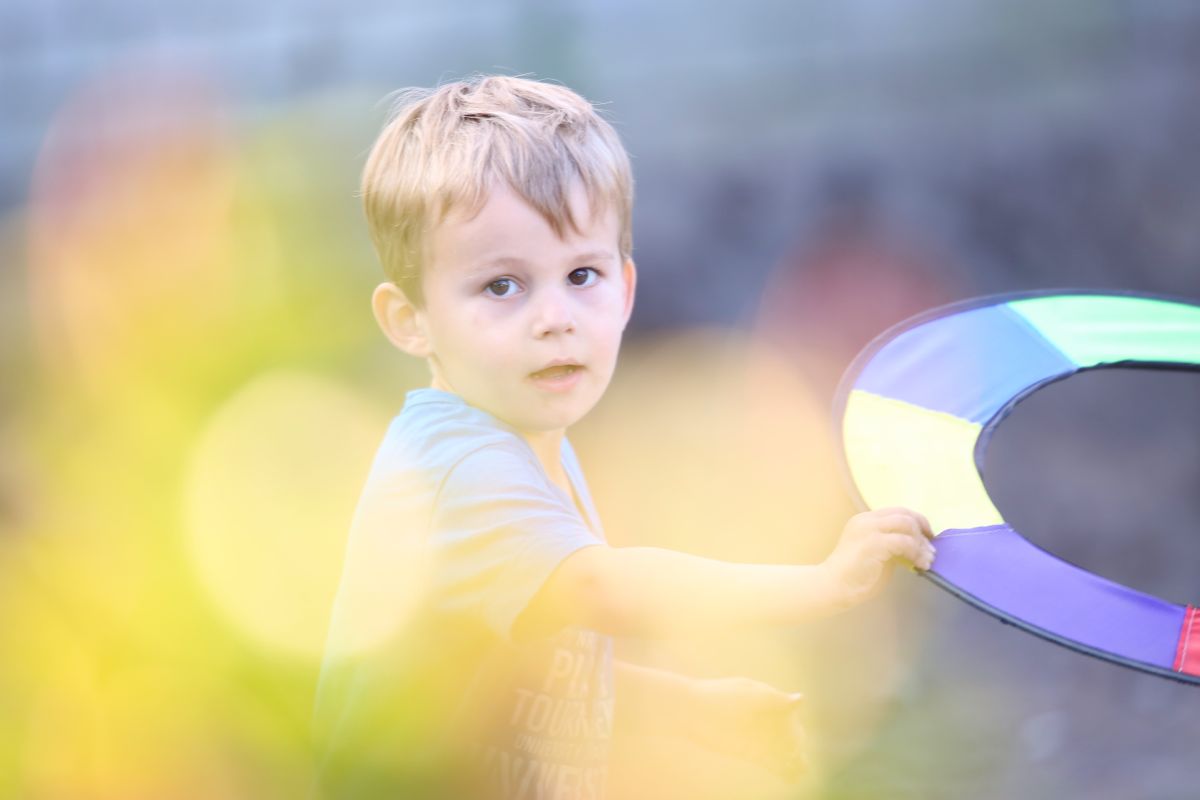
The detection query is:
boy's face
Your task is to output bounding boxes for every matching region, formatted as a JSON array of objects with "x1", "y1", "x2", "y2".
[{"x1": 410, "y1": 181, "x2": 635, "y2": 434}]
